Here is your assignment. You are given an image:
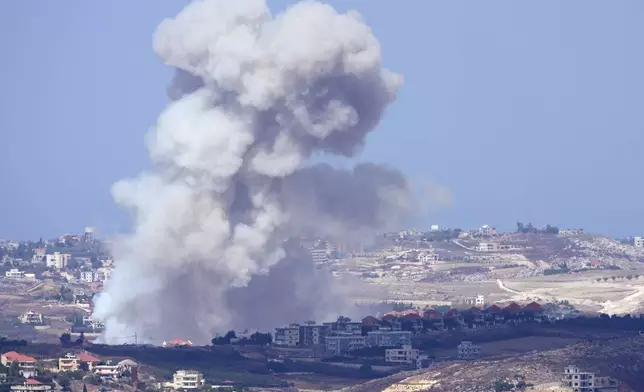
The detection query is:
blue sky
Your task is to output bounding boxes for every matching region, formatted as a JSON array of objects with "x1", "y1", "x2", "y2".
[{"x1": 1, "y1": 0, "x2": 643, "y2": 240}]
